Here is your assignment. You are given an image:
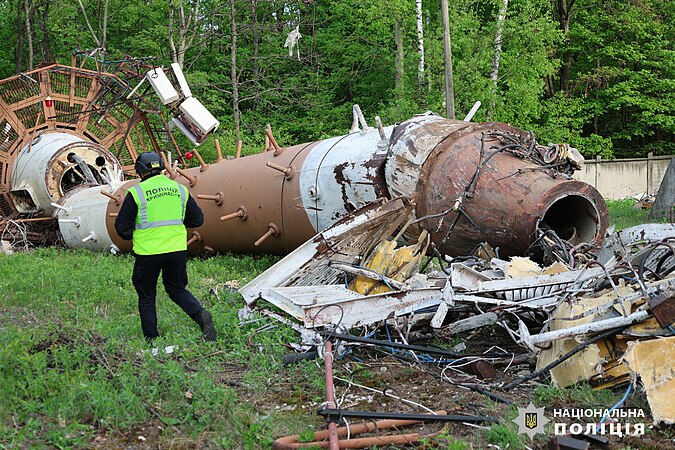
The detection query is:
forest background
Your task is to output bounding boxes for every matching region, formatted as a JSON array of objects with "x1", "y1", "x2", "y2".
[{"x1": 0, "y1": 0, "x2": 673, "y2": 159}]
